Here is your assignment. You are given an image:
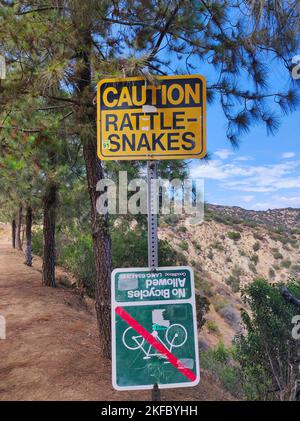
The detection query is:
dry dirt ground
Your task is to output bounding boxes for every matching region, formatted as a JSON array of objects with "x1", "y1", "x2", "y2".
[{"x1": 0, "y1": 226, "x2": 233, "y2": 401}]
